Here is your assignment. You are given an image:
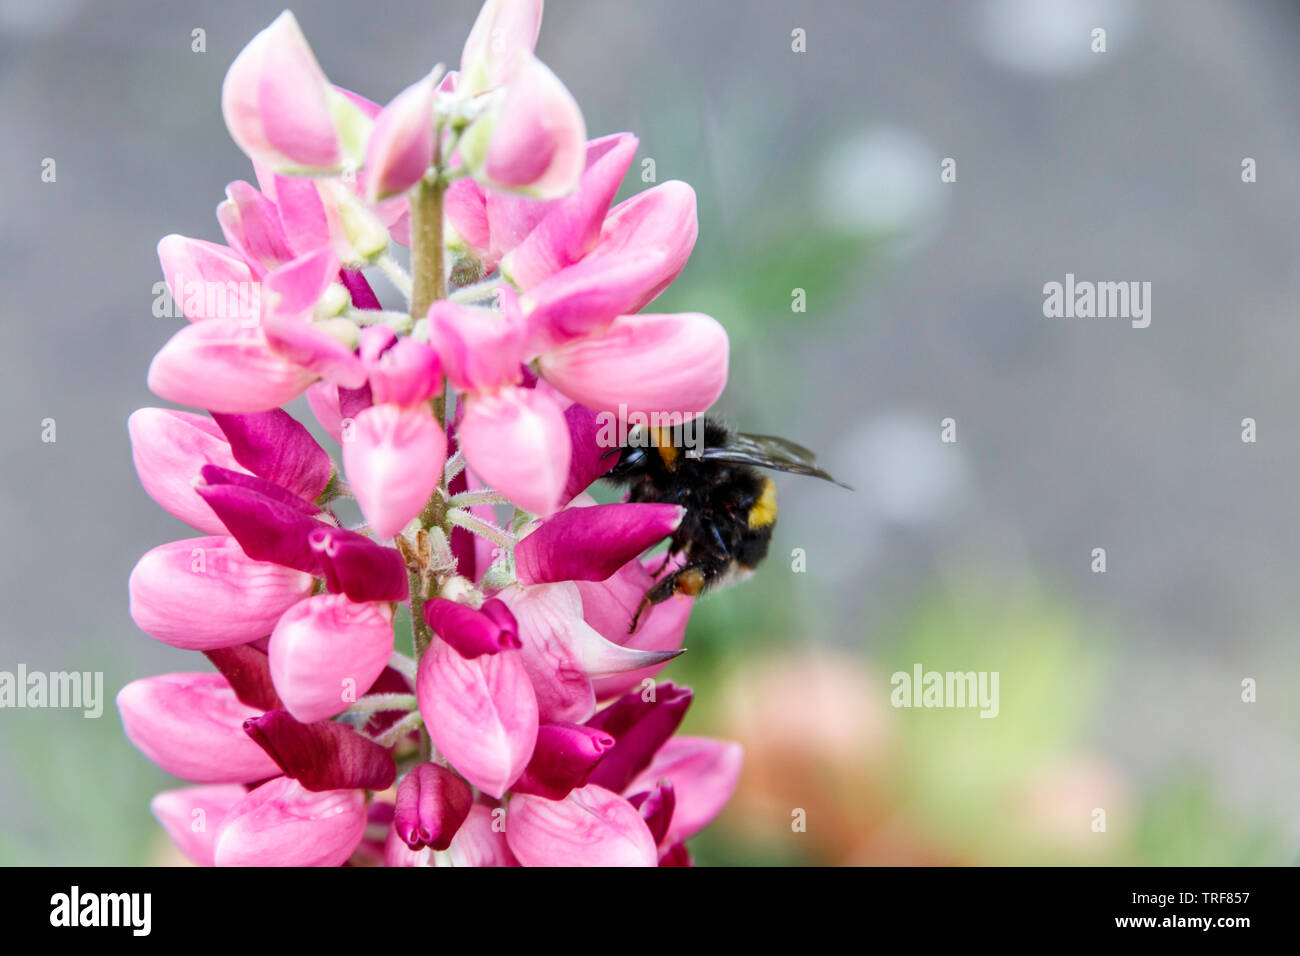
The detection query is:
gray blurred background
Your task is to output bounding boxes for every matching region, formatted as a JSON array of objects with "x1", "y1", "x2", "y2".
[{"x1": 2, "y1": 0, "x2": 1299, "y2": 864}]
